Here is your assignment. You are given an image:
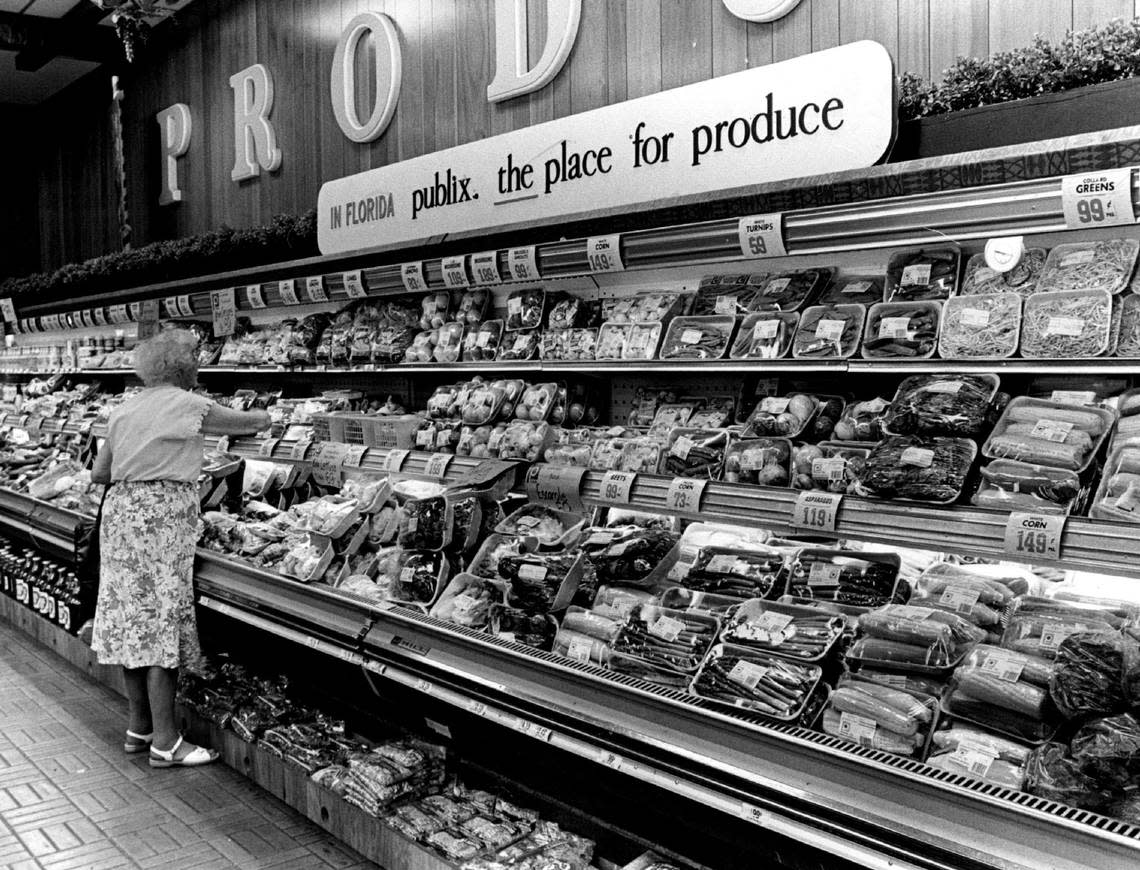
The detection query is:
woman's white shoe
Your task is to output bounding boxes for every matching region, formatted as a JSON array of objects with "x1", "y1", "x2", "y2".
[{"x1": 148, "y1": 735, "x2": 219, "y2": 768}]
